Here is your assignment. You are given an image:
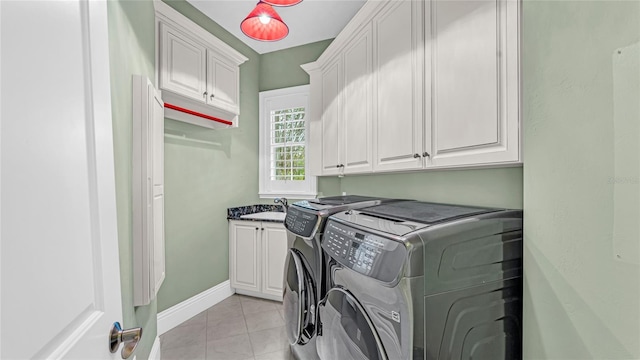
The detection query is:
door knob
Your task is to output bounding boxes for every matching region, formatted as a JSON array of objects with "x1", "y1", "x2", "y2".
[{"x1": 109, "y1": 322, "x2": 142, "y2": 359}]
